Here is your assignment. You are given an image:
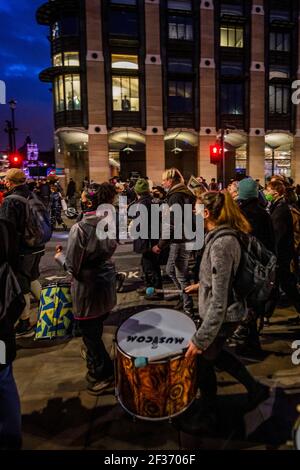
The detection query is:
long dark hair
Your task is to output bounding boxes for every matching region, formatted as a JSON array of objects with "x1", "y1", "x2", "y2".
[{"x1": 83, "y1": 183, "x2": 116, "y2": 211}]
